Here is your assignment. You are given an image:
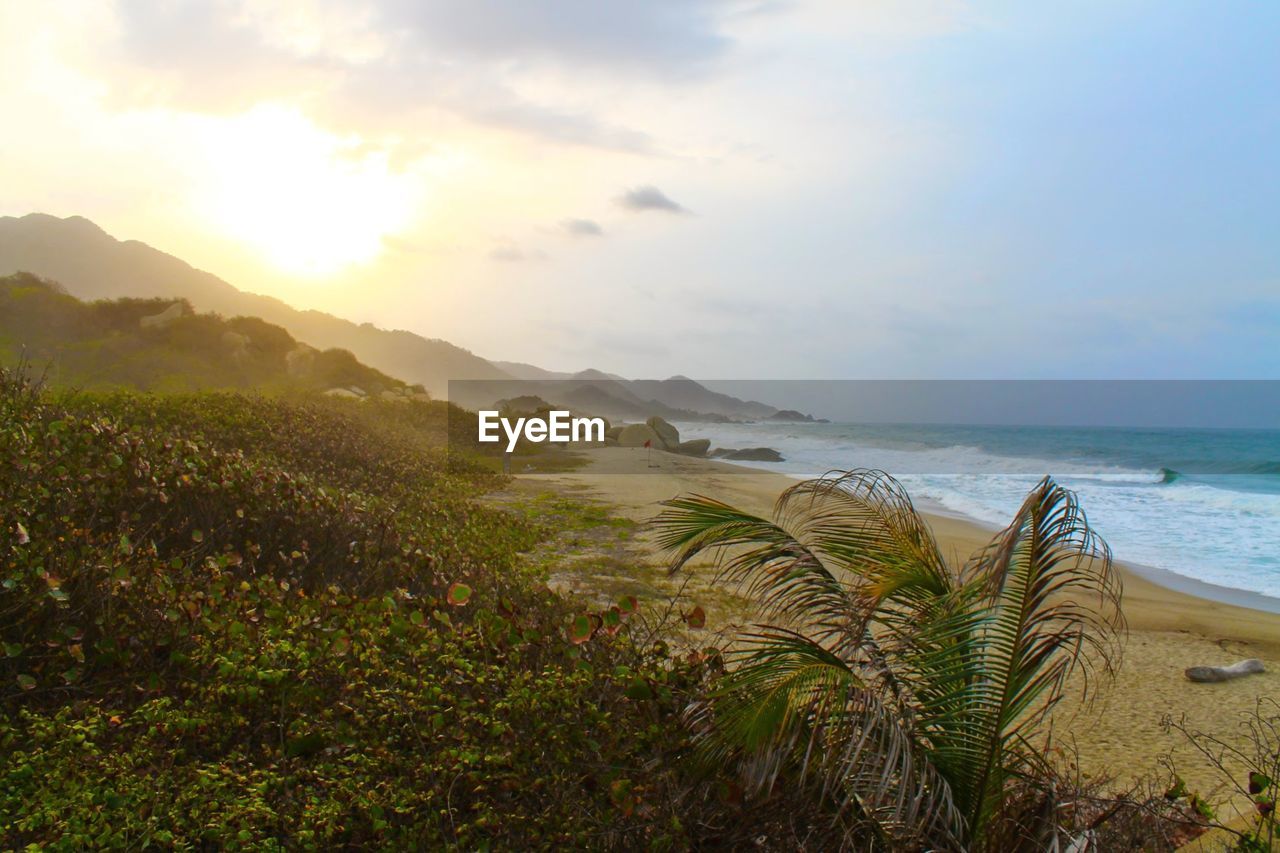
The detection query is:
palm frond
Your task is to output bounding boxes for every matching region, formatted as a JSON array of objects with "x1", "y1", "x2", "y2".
[
  {"x1": 689, "y1": 628, "x2": 966, "y2": 849},
  {"x1": 778, "y1": 470, "x2": 954, "y2": 606},
  {"x1": 953, "y1": 476, "x2": 1125, "y2": 836},
  {"x1": 652, "y1": 494, "x2": 853, "y2": 636},
  {"x1": 653, "y1": 470, "x2": 955, "y2": 645},
  {"x1": 656, "y1": 470, "x2": 1125, "y2": 850}
]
